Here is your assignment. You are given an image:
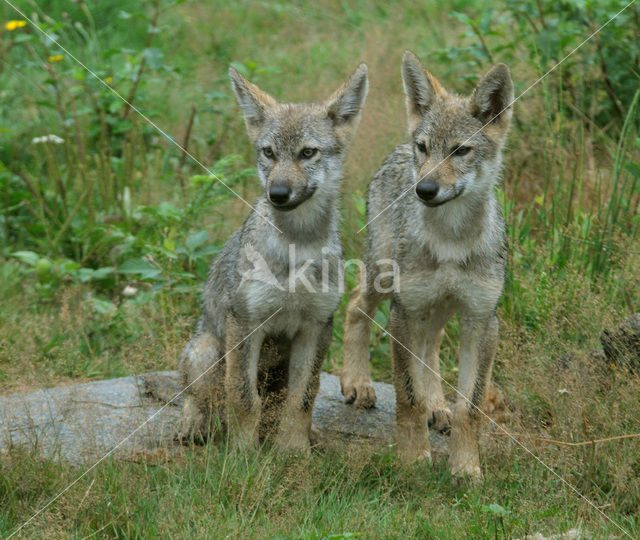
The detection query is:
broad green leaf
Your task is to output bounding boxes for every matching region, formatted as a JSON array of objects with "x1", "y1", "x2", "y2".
[
  {"x1": 186, "y1": 230, "x2": 209, "y2": 250},
  {"x1": 118, "y1": 258, "x2": 162, "y2": 280},
  {"x1": 143, "y1": 48, "x2": 164, "y2": 70},
  {"x1": 164, "y1": 238, "x2": 176, "y2": 252},
  {"x1": 12, "y1": 251, "x2": 40, "y2": 267}
]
